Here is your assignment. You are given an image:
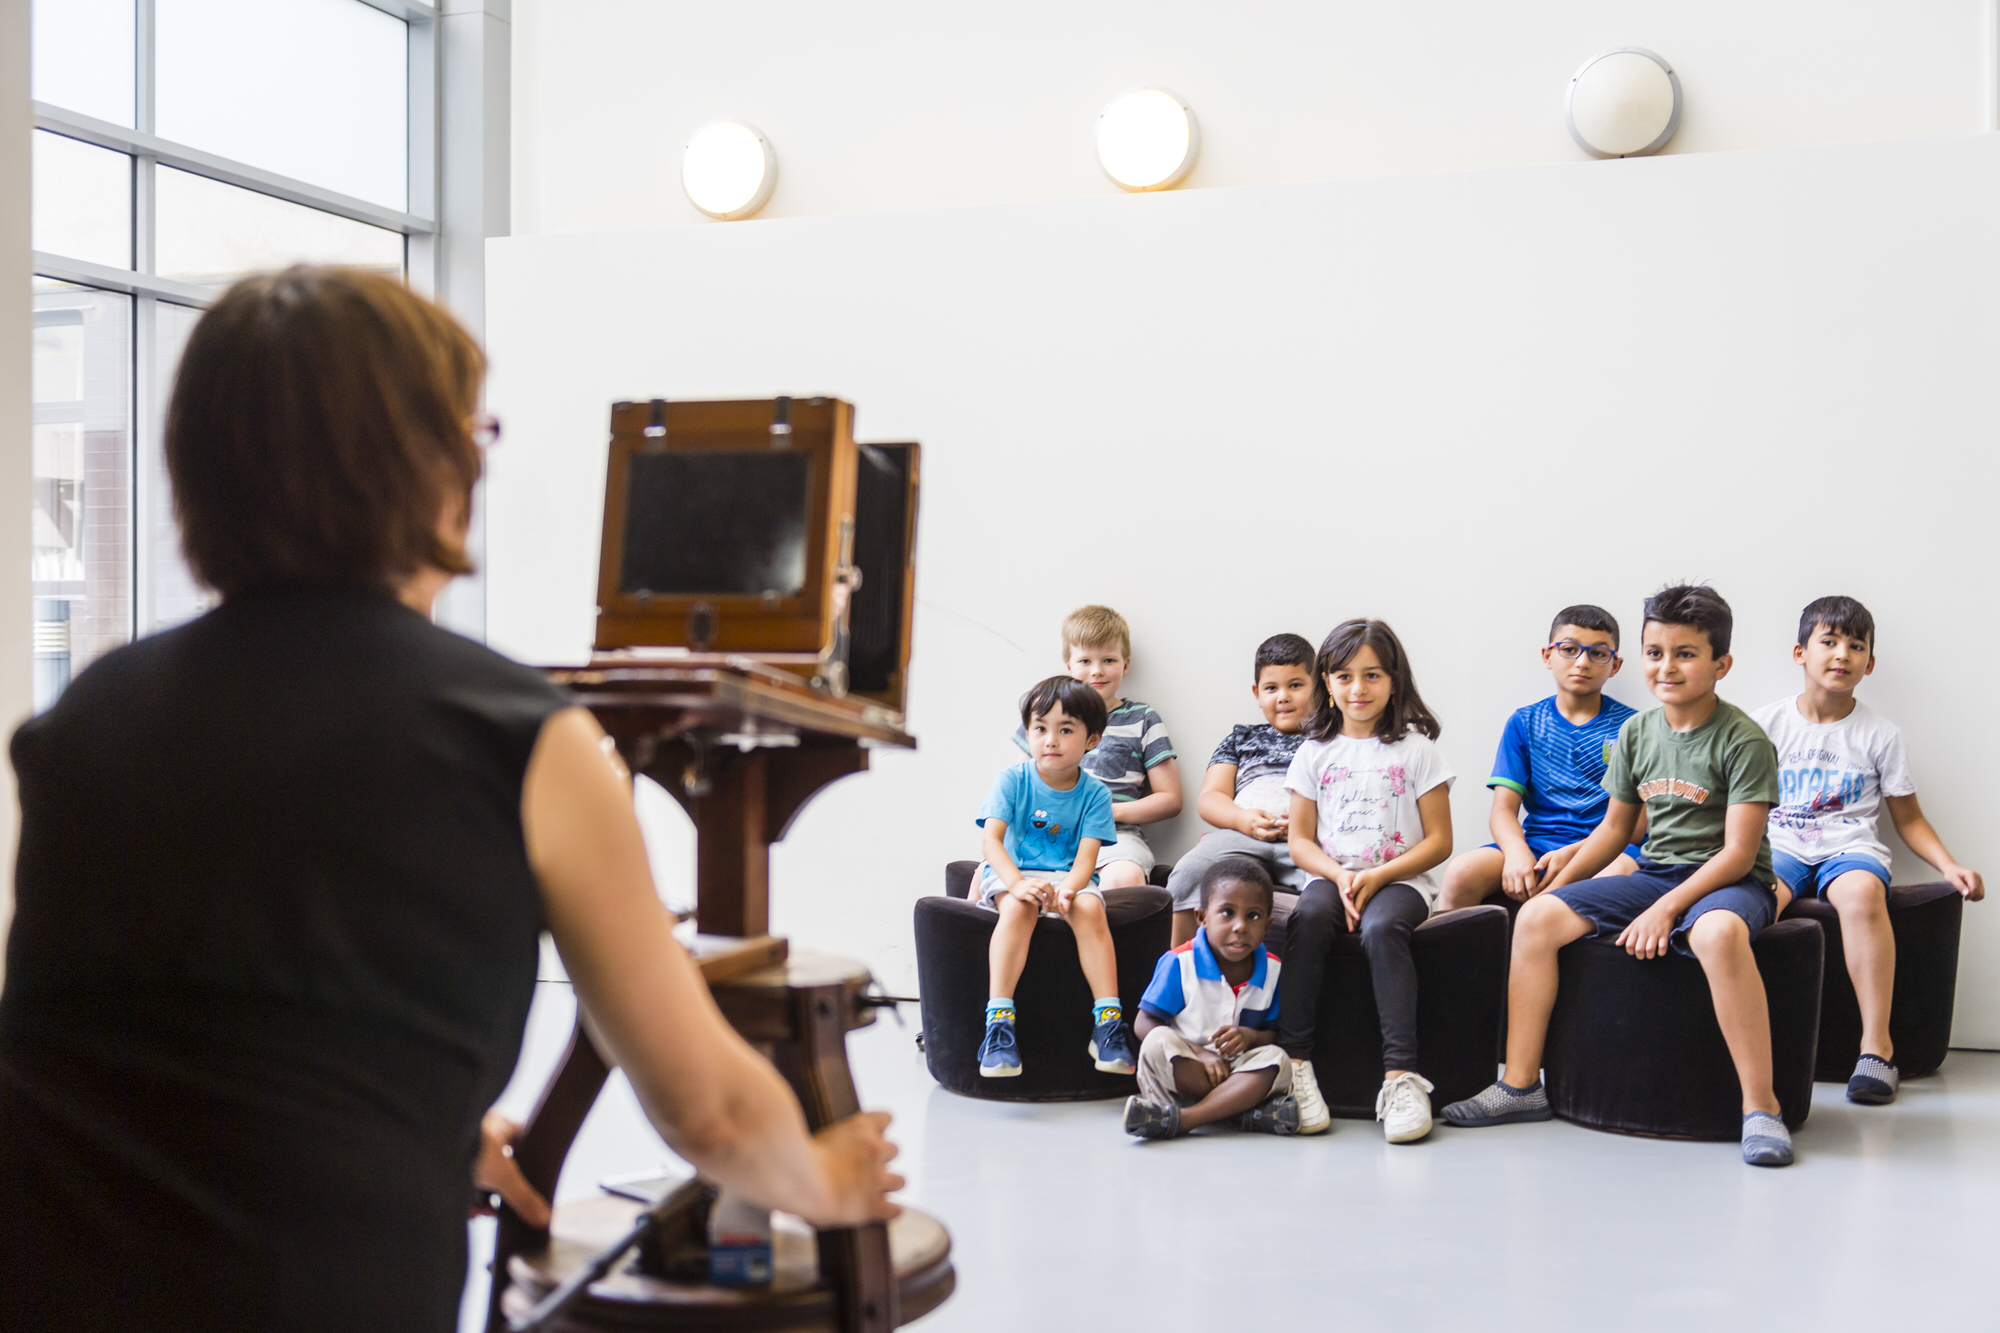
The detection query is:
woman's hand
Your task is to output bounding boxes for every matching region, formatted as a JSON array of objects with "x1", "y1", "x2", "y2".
[
  {"x1": 472, "y1": 1109, "x2": 550, "y2": 1228},
  {"x1": 804, "y1": 1112, "x2": 904, "y2": 1226}
]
